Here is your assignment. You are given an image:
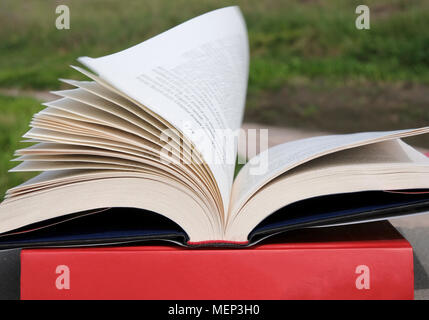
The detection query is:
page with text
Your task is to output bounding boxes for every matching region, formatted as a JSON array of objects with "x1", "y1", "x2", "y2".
[
  {"x1": 229, "y1": 127, "x2": 429, "y2": 220},
  {"x1": 77, "y1": 6, "x2": 249, "y2": 214}
]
